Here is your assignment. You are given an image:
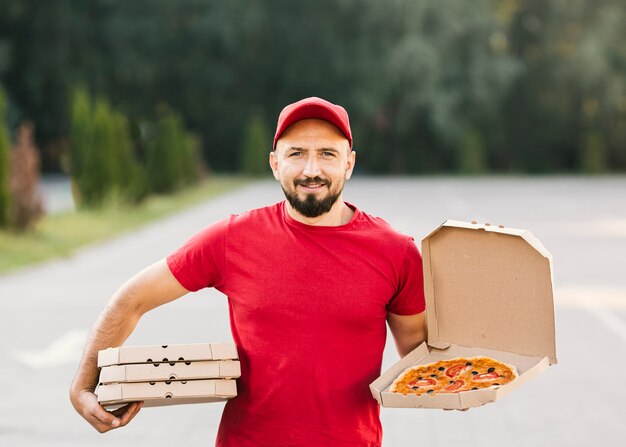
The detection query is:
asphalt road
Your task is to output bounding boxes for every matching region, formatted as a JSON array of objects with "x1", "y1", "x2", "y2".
[{"x1": 1, "y1": 176, "x2": 625, "y2": 447}]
